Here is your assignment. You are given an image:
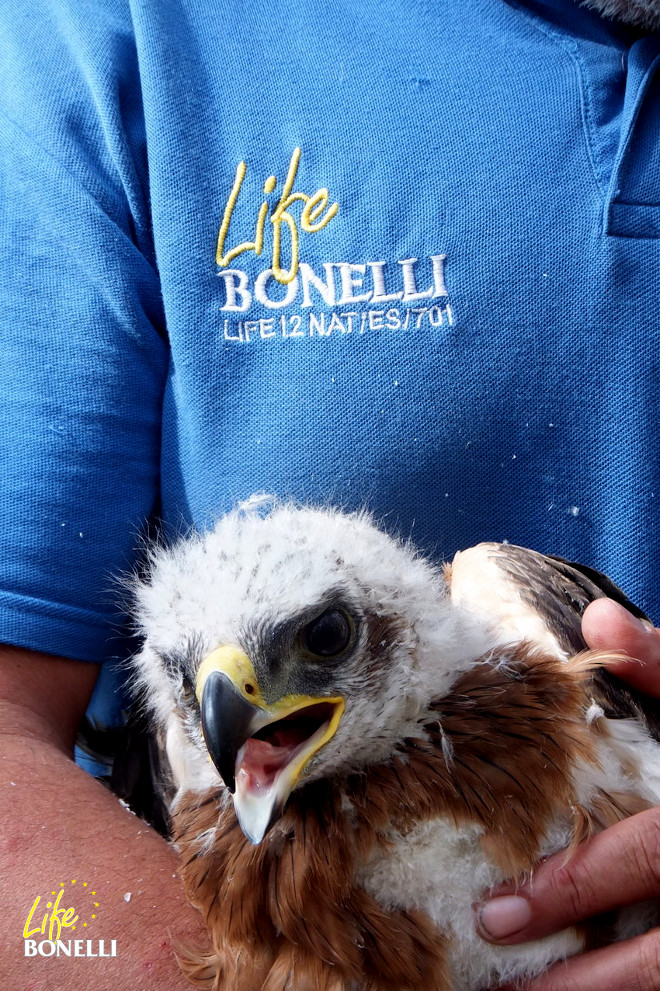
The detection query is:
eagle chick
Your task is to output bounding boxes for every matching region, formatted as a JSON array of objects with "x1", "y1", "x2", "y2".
[{"x1": 130, "y1": 496, "x2": 660, "y2": 991}]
